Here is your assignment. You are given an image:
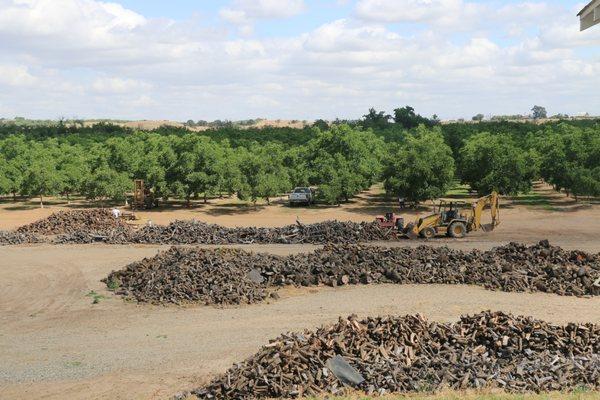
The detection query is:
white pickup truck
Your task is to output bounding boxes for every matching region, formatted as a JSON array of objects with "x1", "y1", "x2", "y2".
[{"x1": 288, "y1": 187, "x2": 315, "y2": 206}]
